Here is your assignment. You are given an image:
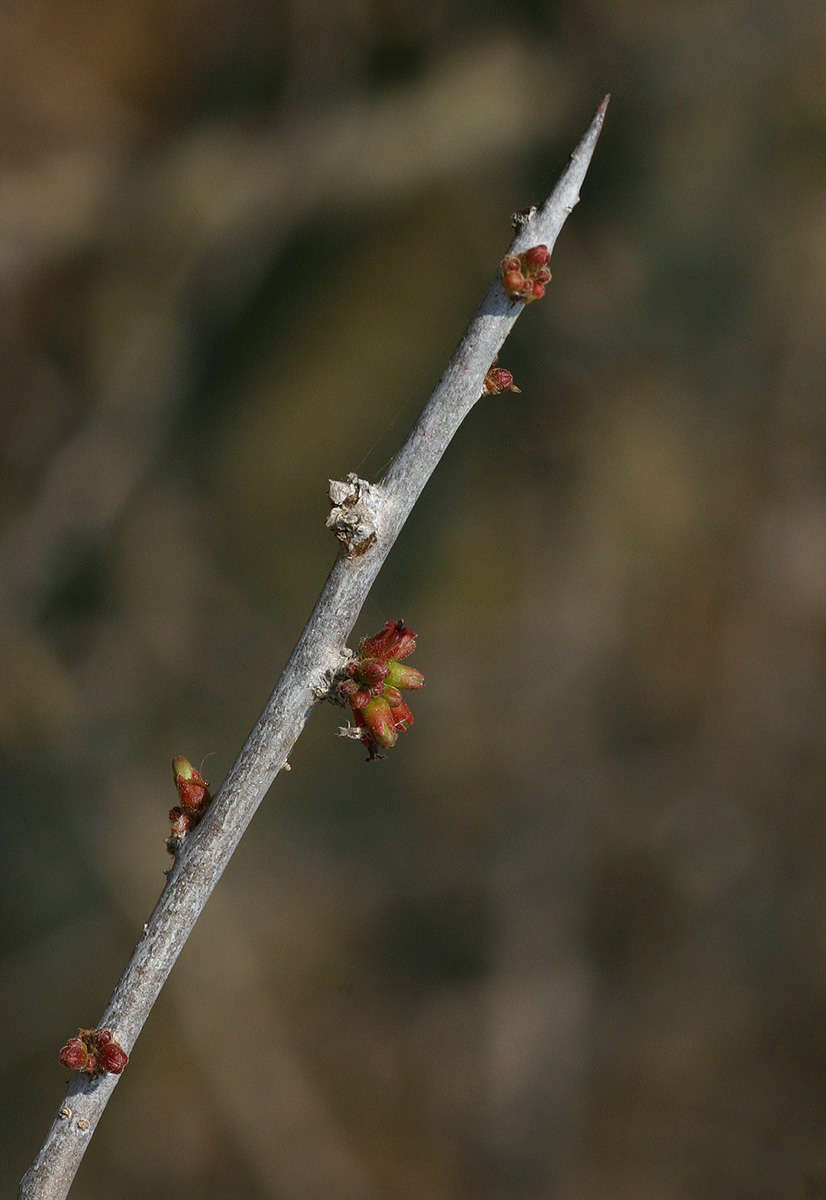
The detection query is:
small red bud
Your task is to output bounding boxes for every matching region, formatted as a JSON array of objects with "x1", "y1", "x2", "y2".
[
  {"x1": 172, "y1": 758, "x2": 209, "y2": 813},
  {"x1": 502, "y1": 269, "x2": 525, "y2": 297},
  {"x1": 523, "y1": 244, "x2": 549, "y2": 270},
  {"x1": 356, "y1": 657, "x2": 390, "y2": 686},
  {"x1": 59, "y1": 1028, "x2": 128, "y2": 1076},
  {"x1": 361, "y1": 696, "x2": 398, "y2": 749},
  {"x1": 172, "y1": 758, "x2": 207, "y2": 787},
  {"x1": 177, "y1": 779, "x2": 208, "y2": 814},
  {"x1": 482, "y1": 365, "x2": 520, "y2": 397},
  {"x1": 501, "y1": 245, "x2": 551, "y2": 304},
  {"x1": 169, "y1": 757, "x2": 211, "y2": 848},
  {"x1": 390, "y1": 626, "x2": 417, "y2": 661},
  {"x1": 359, "y1": 620, "x2": 417, "y2": 662},
  {"x1": 97, "y1": 1040, "x2": 128, "y2": 1075},
  {"x1": 59, "y1": 1038, "x2": 89, "y2": 1072},
  {"x1": 341, "y1": 620, "x2": 423, "y2": 758}
]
